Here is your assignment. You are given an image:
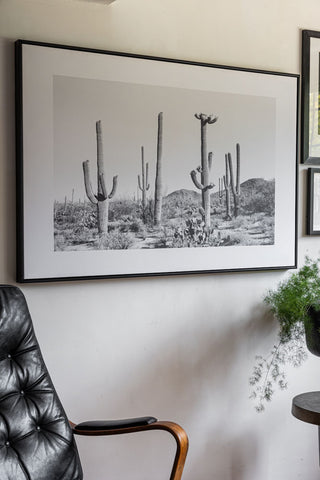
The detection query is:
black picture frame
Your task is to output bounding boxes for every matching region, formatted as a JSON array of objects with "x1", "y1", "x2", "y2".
[
  {"x1": 307, "y1": 168, "x2": 320, "y2": 235},
  {"x1": 15, "y1": 39, "x2": 299, "y2": 282},
  {"x1": 301, "y1": 30, "x2": 320, "y2": 164}
]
